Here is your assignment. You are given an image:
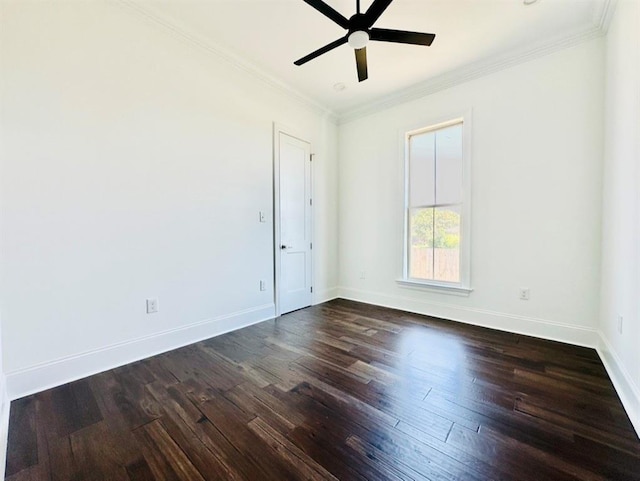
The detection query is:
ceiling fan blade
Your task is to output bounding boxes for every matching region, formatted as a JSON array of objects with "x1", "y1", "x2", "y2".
[
  {"x1": 355, "y1": 47, "x2": 368, "y2": 82},
  {"x1": 369, "y1": 28, "x2": 435, "y2": 46},
  {"x1": 302, "y1": 0, "x2": 350, "y2": 29},
  {"x1": 364, "y1": 0, "x2": 394, "y2": 27},
  {"x1": 294, "y1": 37, "x2": 348, "y2": 66}
]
